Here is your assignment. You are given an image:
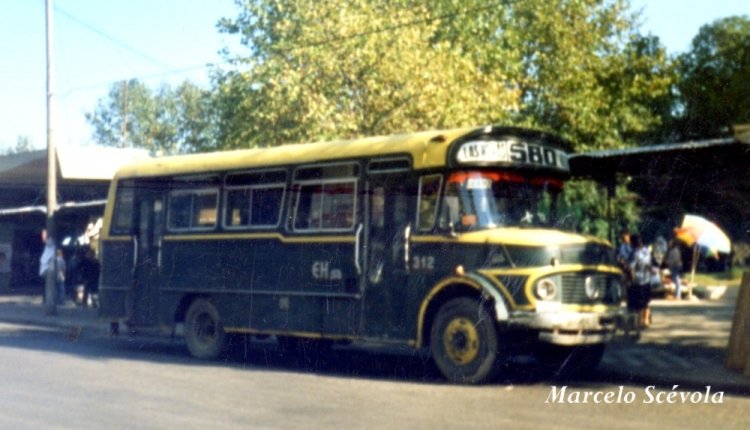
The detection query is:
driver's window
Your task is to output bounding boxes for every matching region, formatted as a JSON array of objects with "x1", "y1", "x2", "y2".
[{"x1": 417, "y1": 175, "x2": 442, "y2": 232}]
